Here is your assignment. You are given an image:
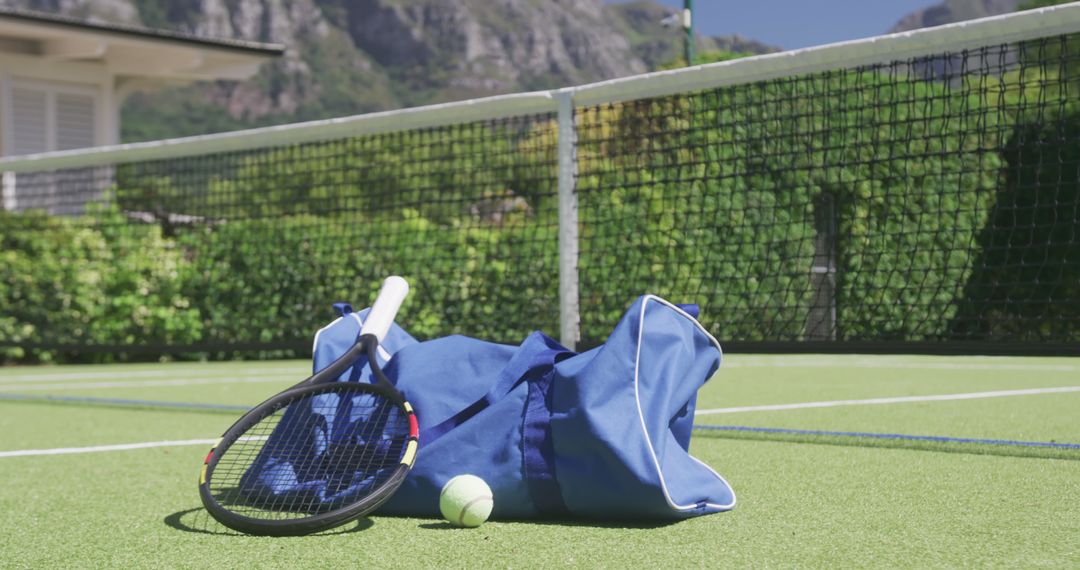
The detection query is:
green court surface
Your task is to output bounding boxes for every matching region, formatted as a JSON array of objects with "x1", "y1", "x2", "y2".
[{"x1": 1, "y1": 355, "x2": 1077, "y2": 568}]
